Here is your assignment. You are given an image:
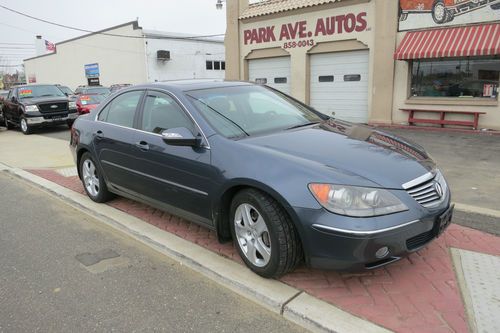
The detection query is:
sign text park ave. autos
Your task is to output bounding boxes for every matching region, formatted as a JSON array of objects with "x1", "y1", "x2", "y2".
[{"x1": 243, "y1": 12, "x2": 367, "y2": 48}]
